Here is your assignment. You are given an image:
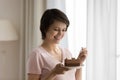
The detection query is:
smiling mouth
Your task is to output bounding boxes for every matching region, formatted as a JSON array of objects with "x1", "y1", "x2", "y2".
[{"x1": 54, "y1": 36, "x2": 62, "y2": 40}]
